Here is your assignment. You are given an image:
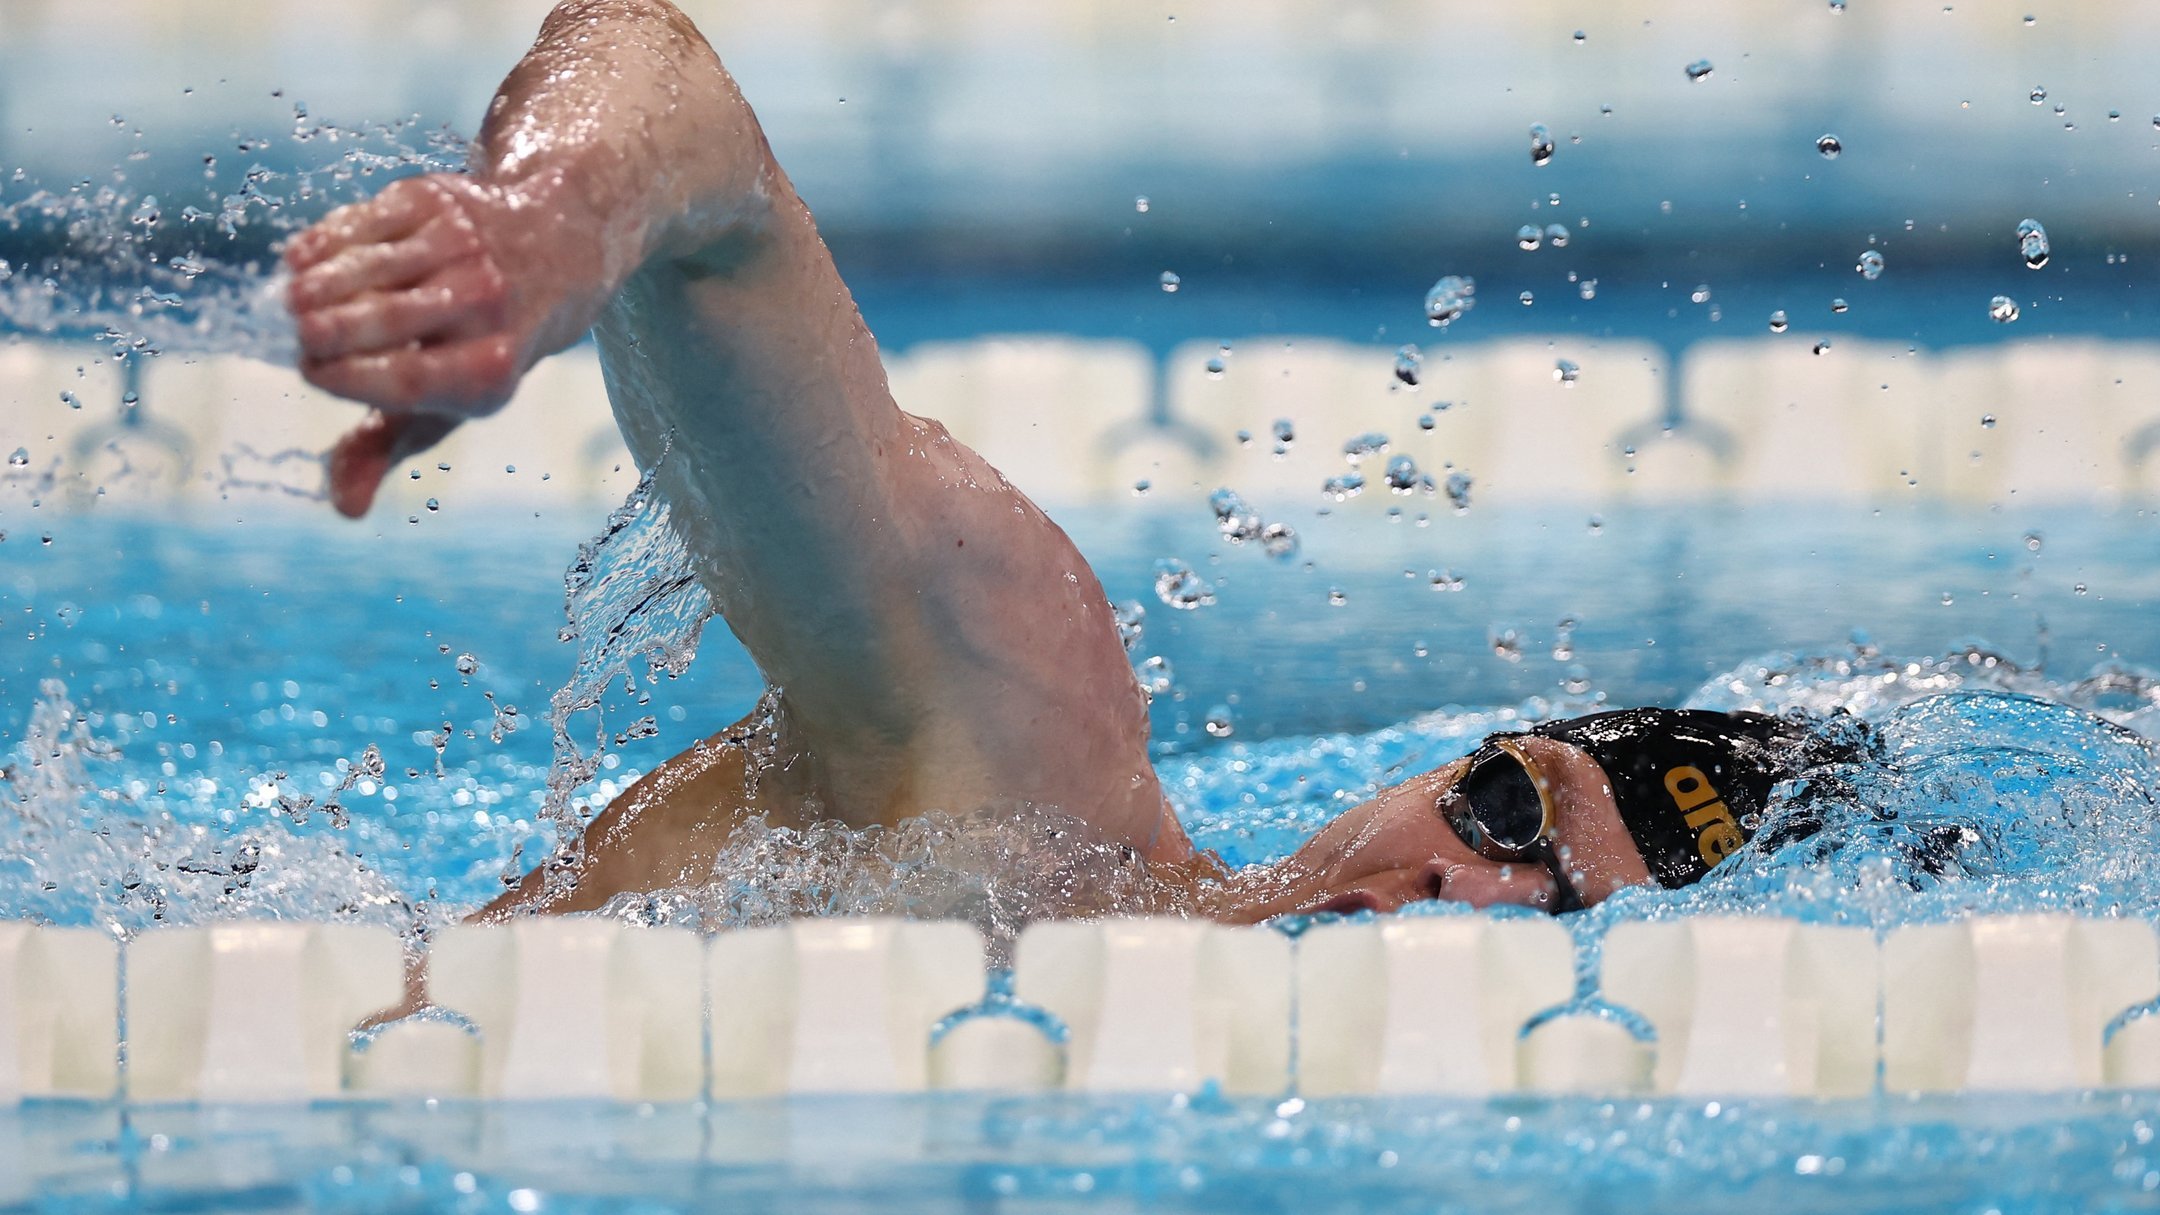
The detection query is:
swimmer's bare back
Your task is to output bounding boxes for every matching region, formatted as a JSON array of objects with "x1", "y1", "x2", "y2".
[{"x1": 288, "y1": 0, "x2": 1196, "y2": 921}]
